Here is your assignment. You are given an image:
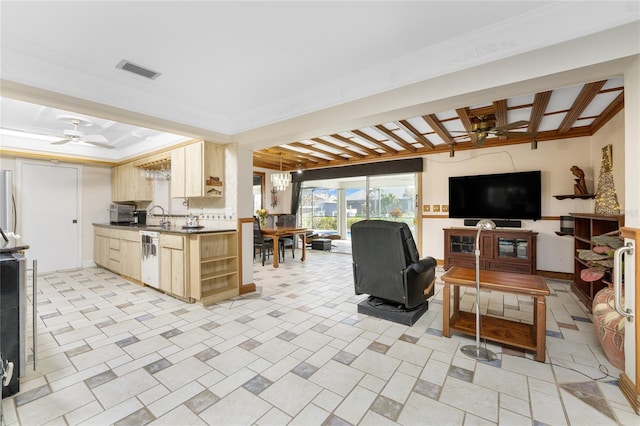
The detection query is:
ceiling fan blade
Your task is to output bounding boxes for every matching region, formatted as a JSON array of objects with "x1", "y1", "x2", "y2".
[
  {"x1": 51, "y1": 138, "x2": 71, "y2": 145},
  {"x1": 85, "y1": 140, "x2": 115, "y2": 149},
  {"x1": 493, "y1": 120, "x2": 529, "y2": 131},
  {"x1": 82, "y1": 134, "x2": 108, "y2": 143},
  {"x1": 495, "y1": 130, "x2": 537, "y2": 138},
  {"x1": 452, "y1": 133, "x2": 472, "y2": 139}
]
